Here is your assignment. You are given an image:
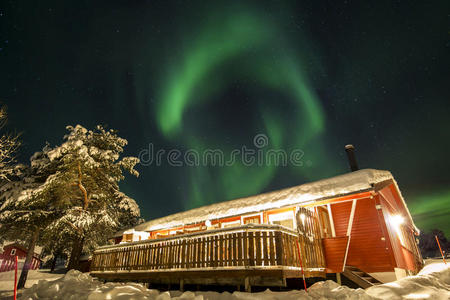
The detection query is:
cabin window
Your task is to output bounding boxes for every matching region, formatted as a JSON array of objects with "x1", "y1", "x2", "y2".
[
  {"x1": 184, "y1": 225, "x2": 203, "y2": 233},
  {"x1": 268, "y1": 210, "x2": 294, "y2": 229},
  {"x1": 221, "y1": 220, "x2": 241, "y2": 228},
  {"x1": 10, "y1": 249, "x2": 16, "y2": 256},
  {"x1": 397, "y1": 226, "x2": 406, "y2": 247},
  {"x1": 397, "y1": 224, "x2": 416, "y2": 250},
  {"x1": 156, "y1": 232, "x2": 168, "y2": 238},
  {"x1": 123, "y1": 234, "x2": 133, "y2": 242},
  {"x1": 243, "y1": 215, "x2": 261, "y2": 224},
  {"x1": 317, "y1": 206, "x2": 333, "y2": 238},
  {"x1": 169, "y1": 229, "x2": 184, "y2": 236},
  {"x1": 272, "y1": 219, "x2": 294, "y2": 229}
]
